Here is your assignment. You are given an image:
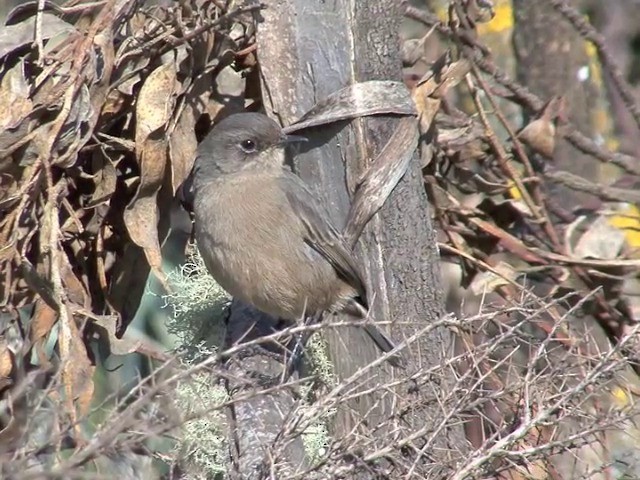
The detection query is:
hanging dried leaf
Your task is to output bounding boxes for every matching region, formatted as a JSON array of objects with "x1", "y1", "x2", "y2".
[
  {"x1": 136, "y1": 62, "x2": 179, "y2": 142},
  {"x1": 108, "y1": 243, "x2": 152, "y2": 338},
  {"x1": 124, "y1": 61, "x2": 178, "y2": 289},
  {"x1": 53, "y1": 84, "x2": 93, "y2": 167},
  {"x1": 58, "y1": 308, "x2": 95, "y2": 425}
]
